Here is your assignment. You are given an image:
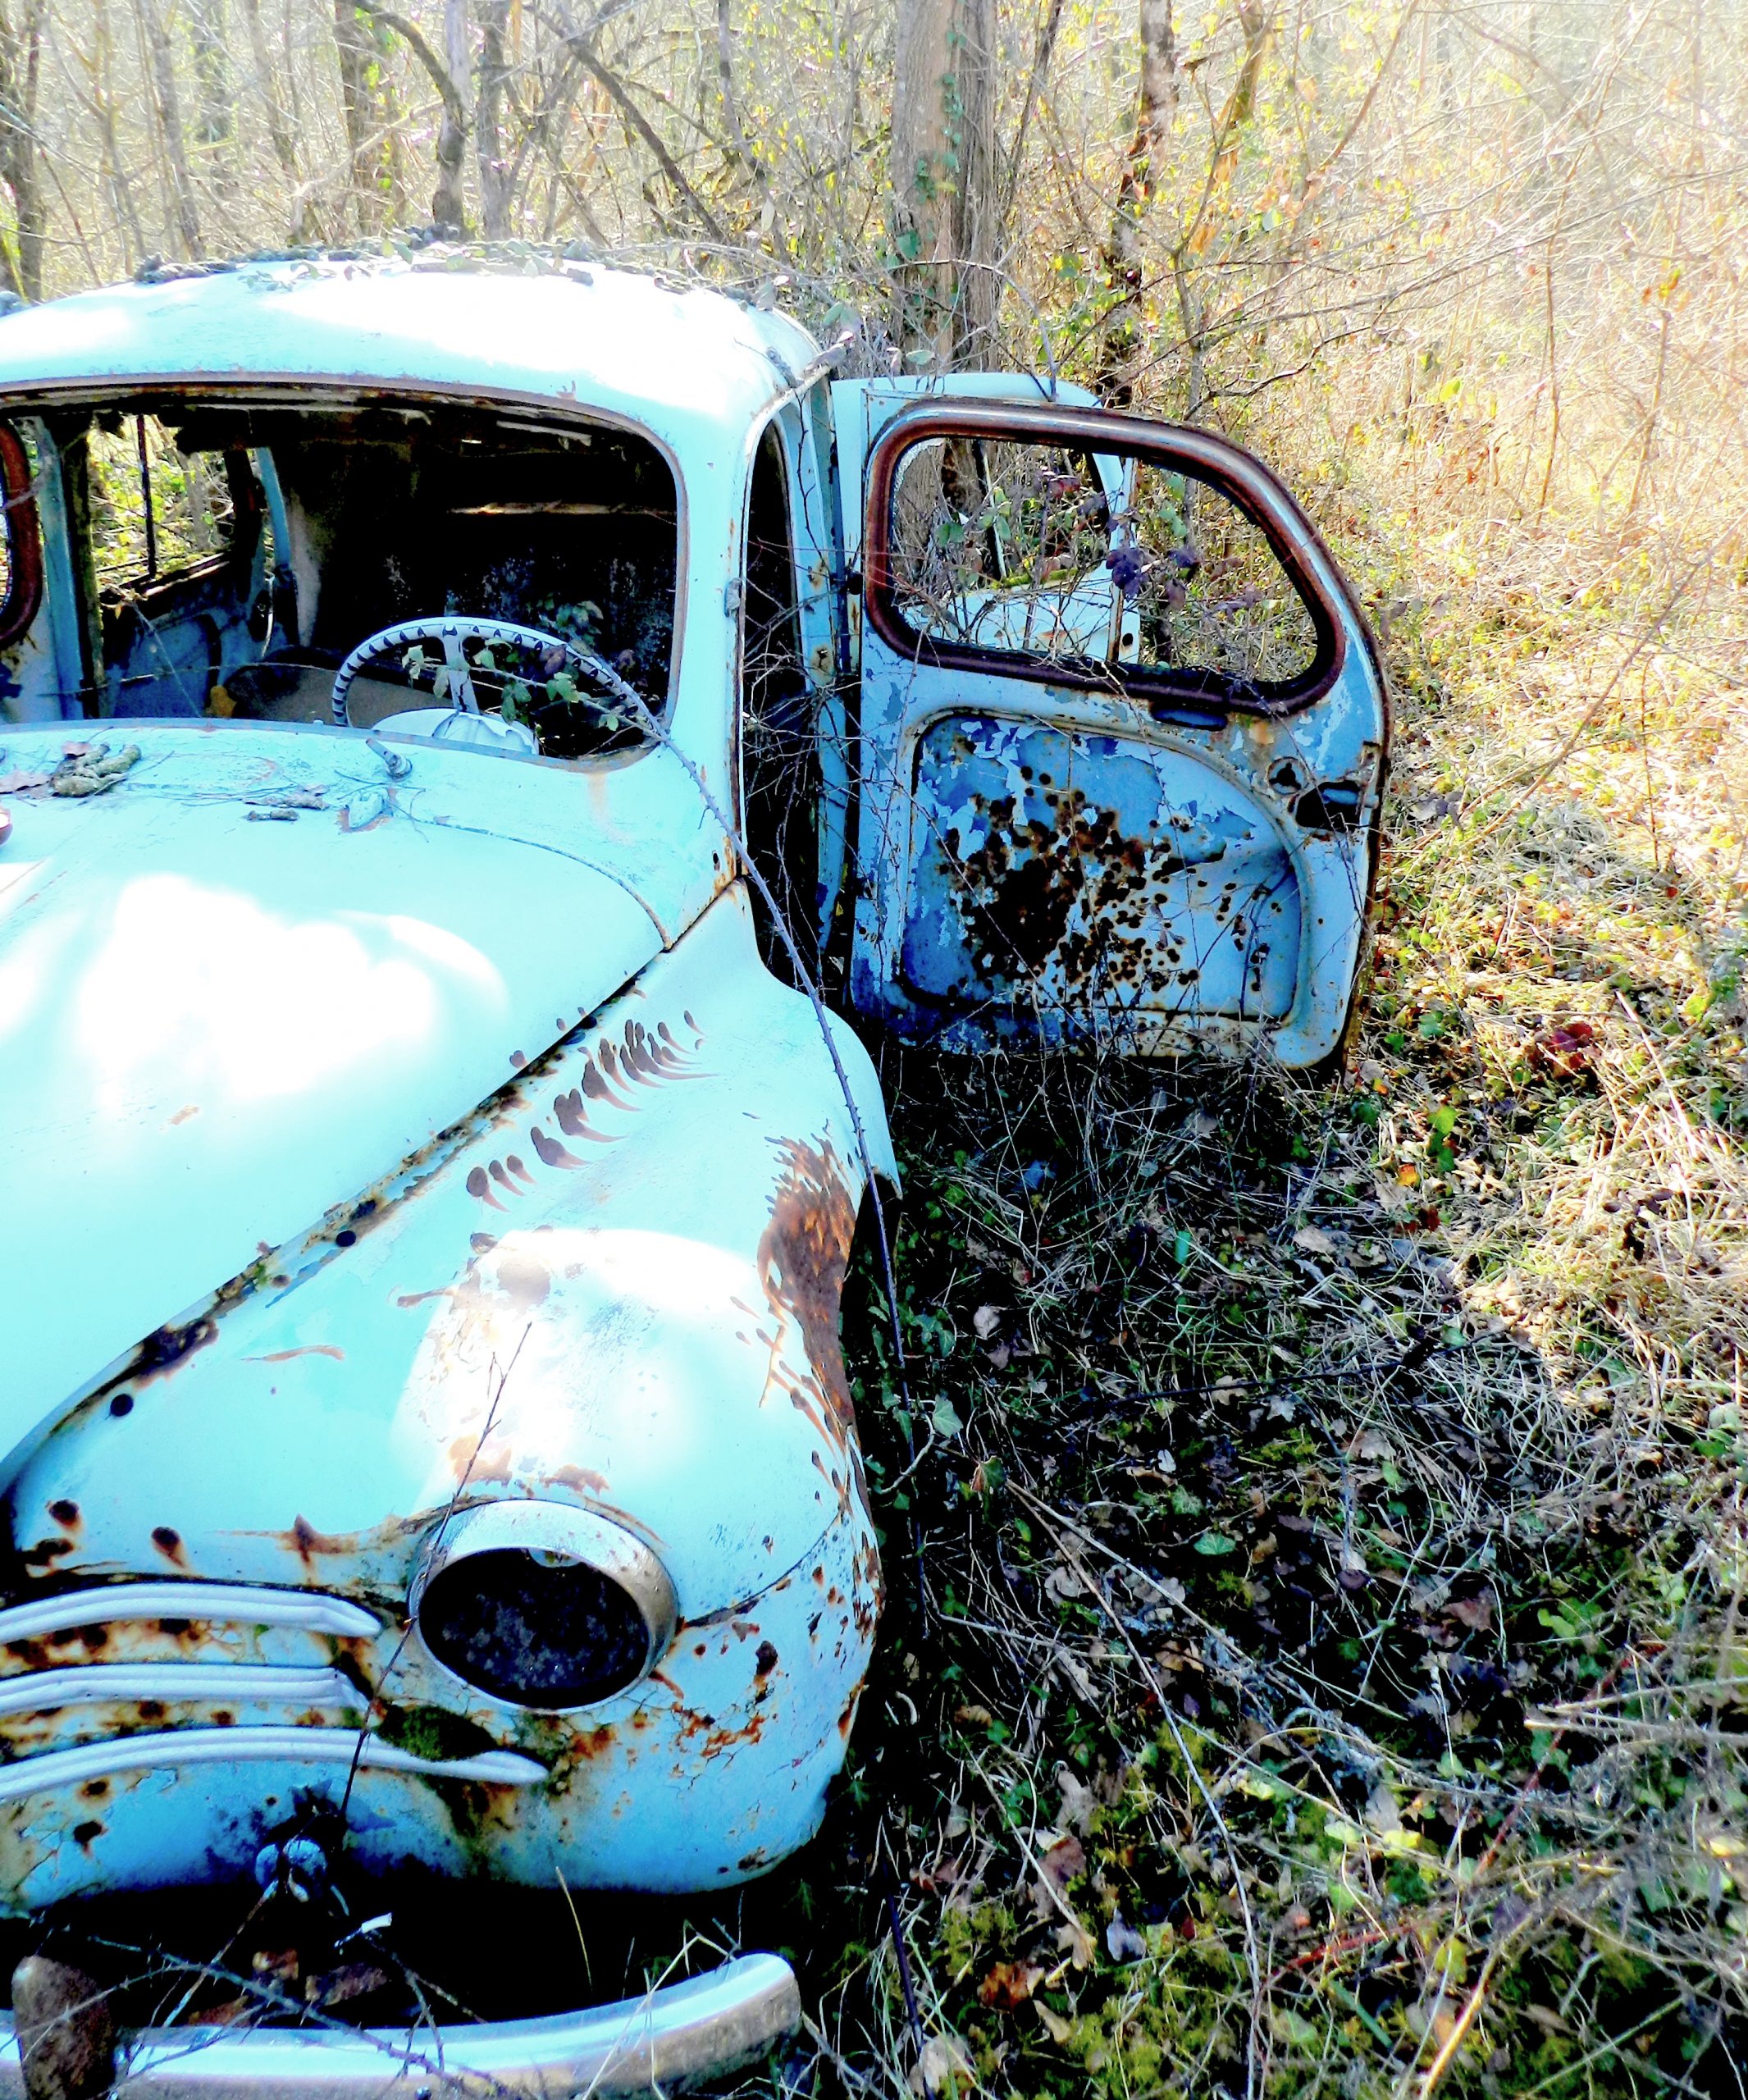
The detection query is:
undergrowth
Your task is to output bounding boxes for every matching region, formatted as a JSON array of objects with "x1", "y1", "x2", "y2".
[{"x1": 764, "y1": 500, "x2": 1748, "y2": 2097}]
